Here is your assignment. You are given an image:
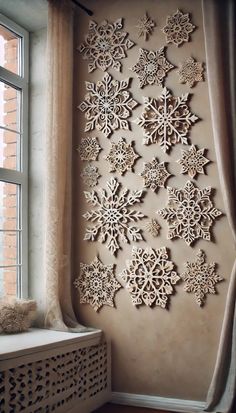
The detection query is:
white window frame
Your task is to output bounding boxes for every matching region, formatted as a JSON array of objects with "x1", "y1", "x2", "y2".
[{"x1": 0, "y1": 13, "x2": 29, "y2": 298}]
